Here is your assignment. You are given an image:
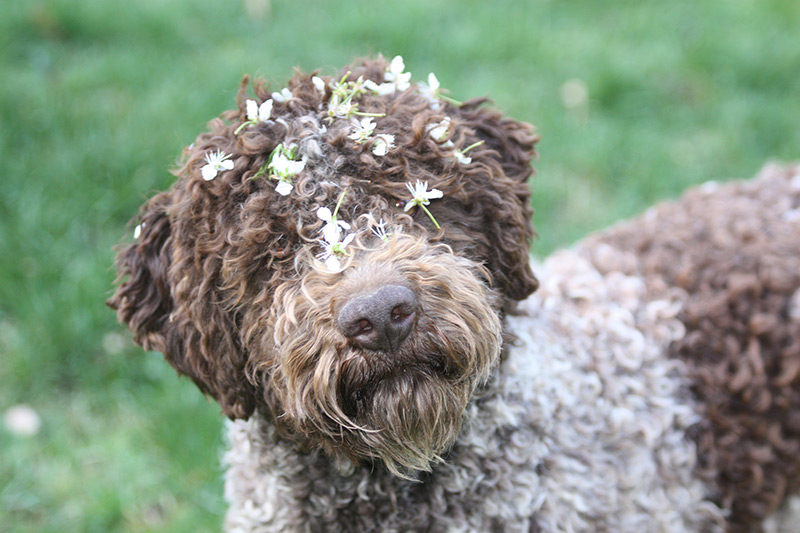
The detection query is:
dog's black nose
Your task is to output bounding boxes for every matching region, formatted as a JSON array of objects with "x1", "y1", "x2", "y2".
[{"x1": 337, "y1": 285, "x2": 417, "y2": 352}]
